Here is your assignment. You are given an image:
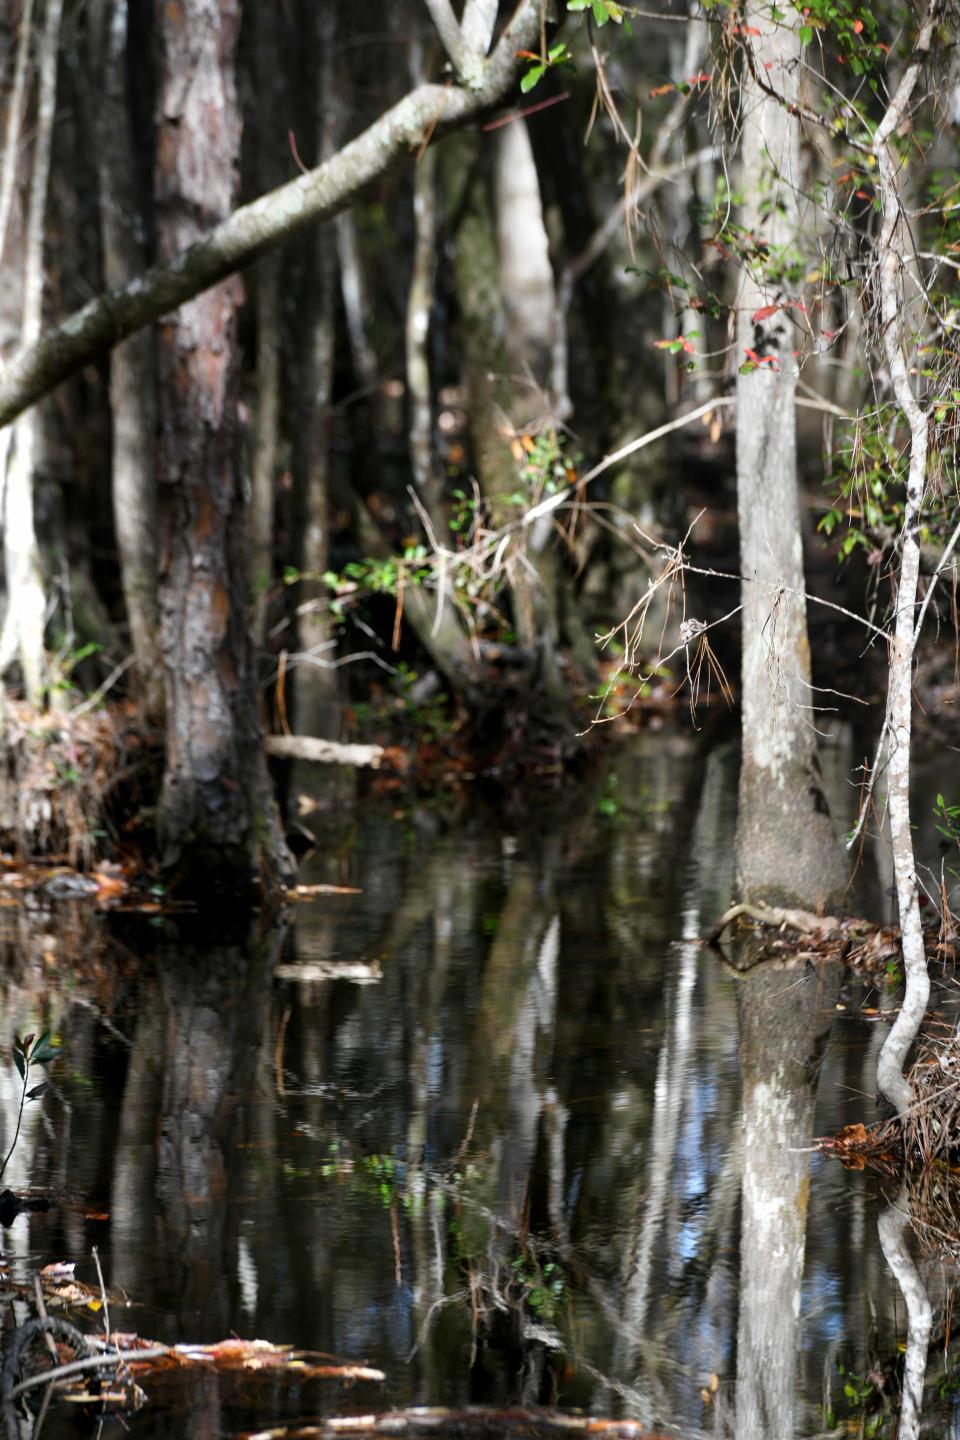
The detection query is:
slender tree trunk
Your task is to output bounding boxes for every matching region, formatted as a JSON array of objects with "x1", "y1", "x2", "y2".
[
  {"x1": 405, "y1": 121, "x2": 440, "y2": 511},
  {"x1": 88, "y1": 0, "x2": 161, "y2": 713},
  {"x1": 735, "y1": 10, "x2": 845, "y2": 907},
  {"x1": 154, "y1": 0, "x2": 292, "y2": 889},
  {"x1": 292, "y1": 1, "x2": 339, "y2": 739},
  {"x1": 0, "y1": 0, "x2": 34, "y2": 269},
  {"x1": 249, "y1": 0, "x2": 284, "y2": 651},
  {"x1": 3, "y1": 0, "x2": 61, "y2": 708},
  {"x1": 868, "y1": 3, "x2": 940, "y2": 1117}
]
